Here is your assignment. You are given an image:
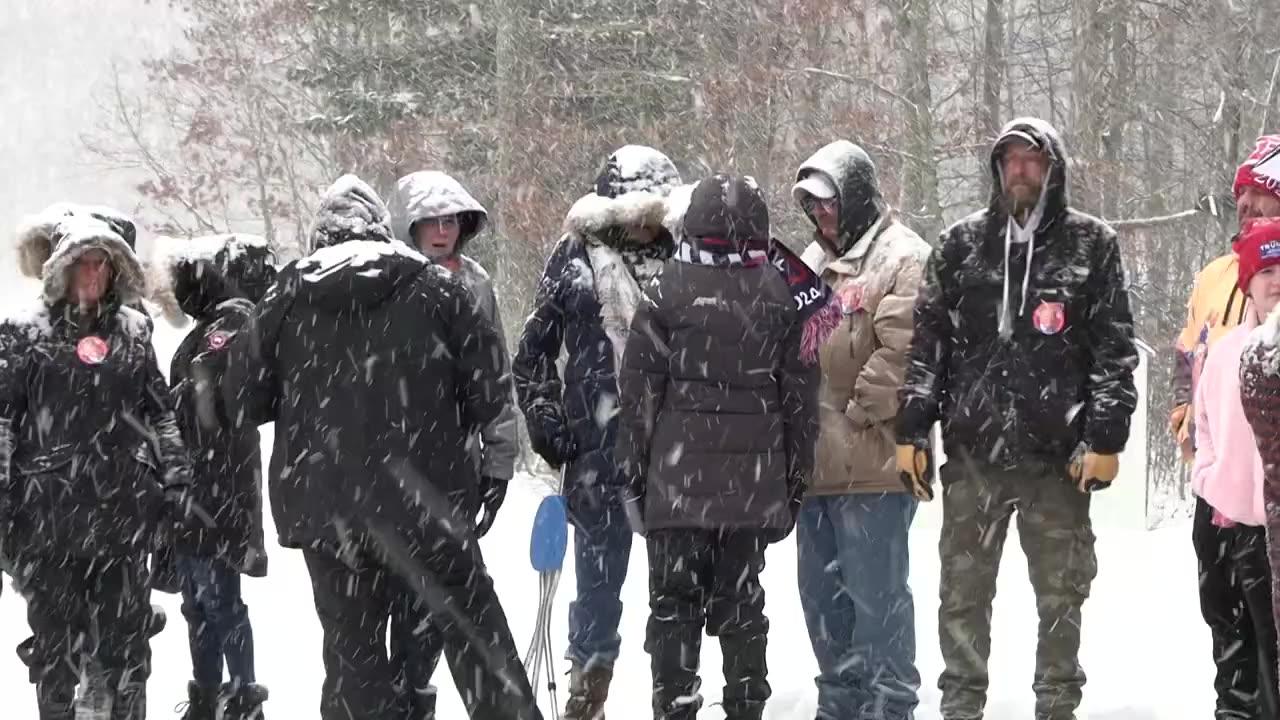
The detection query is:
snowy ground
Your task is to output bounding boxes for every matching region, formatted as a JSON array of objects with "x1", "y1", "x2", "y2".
[{"x1": 0, "y1": 469, "x2": 1217, "y2": 719}]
